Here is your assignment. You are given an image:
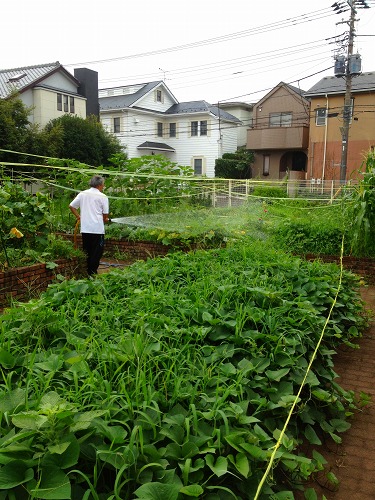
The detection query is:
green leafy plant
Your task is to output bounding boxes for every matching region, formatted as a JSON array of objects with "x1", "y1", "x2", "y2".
[
  {"x1": 344, "y1": 150, "x2": 375, "y2": 257},
  {"x1": 0, "y1": 242, "x2": 367, "y2": 498}
]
